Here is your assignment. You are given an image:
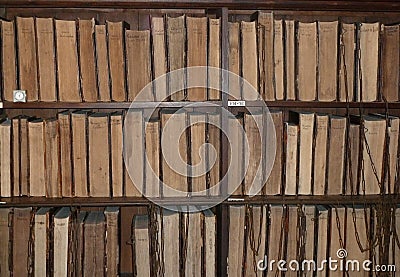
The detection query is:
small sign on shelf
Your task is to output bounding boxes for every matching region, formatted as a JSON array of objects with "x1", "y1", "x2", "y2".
[
  {"x1": 228, "y1": 100, "x2": 246, "y2": 107},
  {"x1": 13, "y1": 90, "x2": 27, "y2": 103}
]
